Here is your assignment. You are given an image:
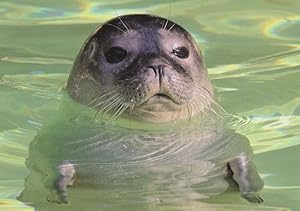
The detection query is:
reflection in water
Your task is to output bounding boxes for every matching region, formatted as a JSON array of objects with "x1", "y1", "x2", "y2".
[
  {"x1": 18, "y1": 99, "x2": 264, "y2": 210},
  {"x1": 263, "y1": 16, "x2": 300, "y2": 41}
]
